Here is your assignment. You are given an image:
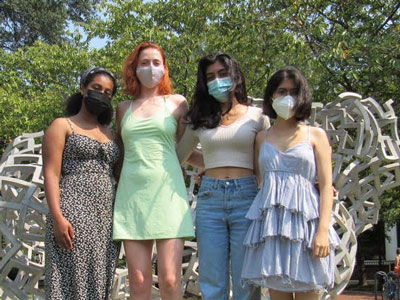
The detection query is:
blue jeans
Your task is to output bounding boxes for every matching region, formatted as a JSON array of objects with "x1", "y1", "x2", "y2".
[{"x1": 196, "y1": 176, "x2": 260, "y2": 300}]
